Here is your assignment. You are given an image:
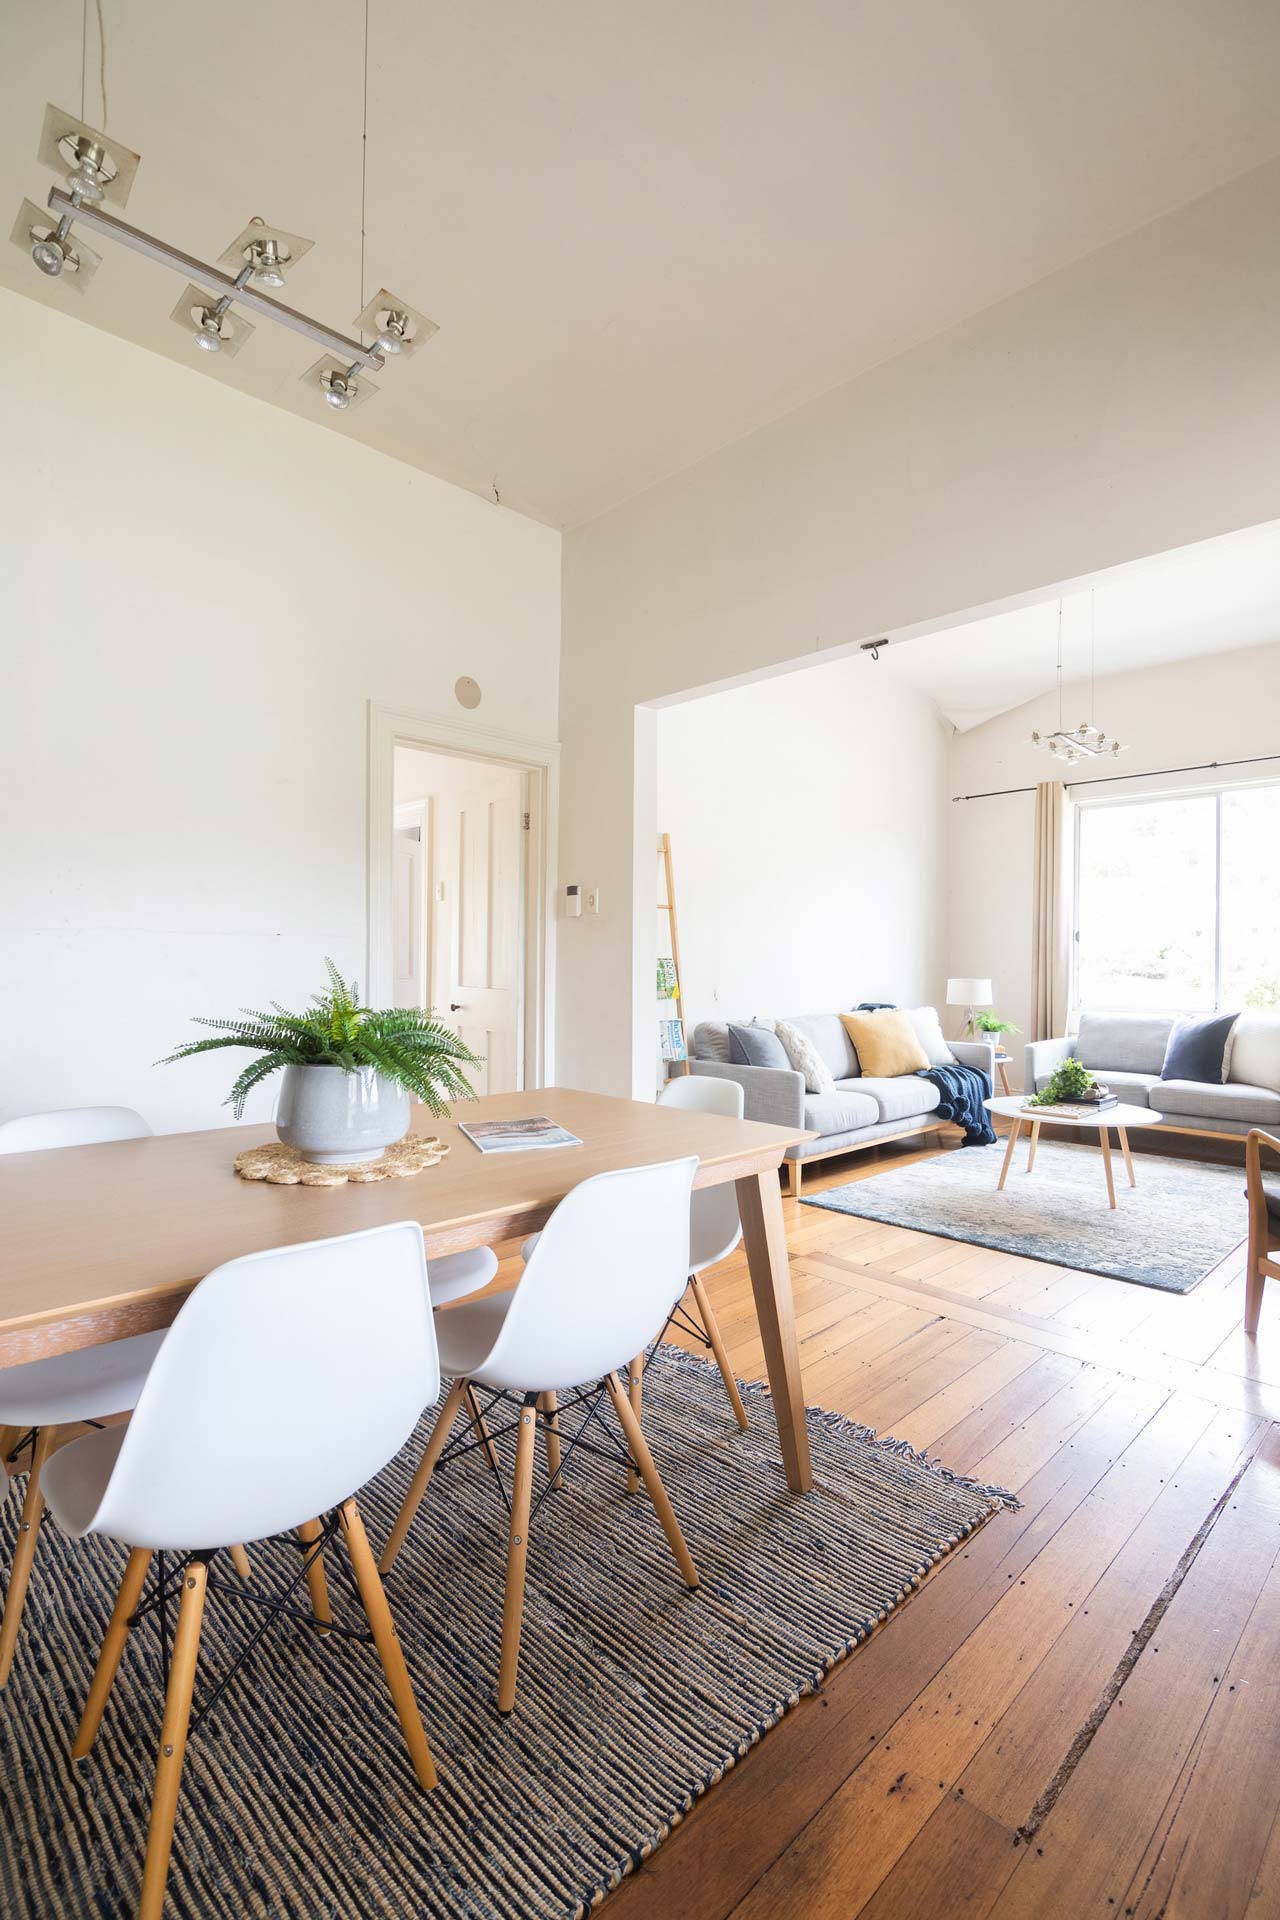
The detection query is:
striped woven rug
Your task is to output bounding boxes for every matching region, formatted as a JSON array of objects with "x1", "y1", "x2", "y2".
[{"x1": 0, "y1": 1349, "x2": 1013, "y2": 1919}]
